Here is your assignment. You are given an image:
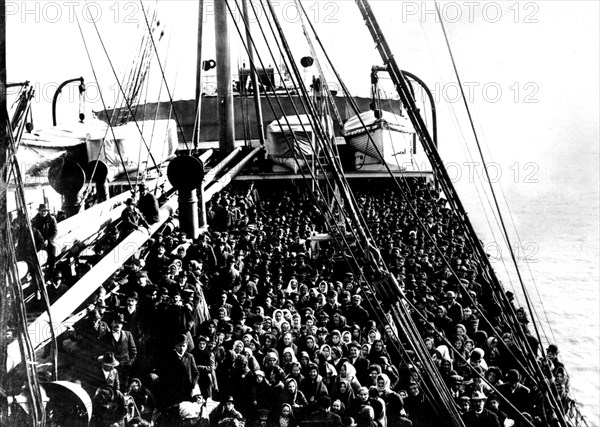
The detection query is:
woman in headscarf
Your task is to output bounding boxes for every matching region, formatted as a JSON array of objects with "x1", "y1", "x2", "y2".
[
  {"x1": 330, "y1": 346, "x2": 345, "y2": 374},
  {"x1": 450, "y1": 336, "x2": 465, "y2": 366},
  {"x1": 331, "y1": 313, "x2": 348, "y2": 331},
  {"x1": 316, "y1": 350, "x2": 337, "y2": 391},
  {"x1": 331, "y1": 399, "x2": 346, "y2": 419},
  {"x1": 367, "y1": 340, "x2": 389, "y2": 365},
  {"x1": 317, "y1": 280, "x2": 329, "y2": 295},
  {"x1": 339, "y1": 361, "x2": 362, "y2": 393},
  {"x1": 331, "y1": 378, "x2": 355, "y2": 416},
  {"x1": 329, "y1": 329, "x2": 343, "y2": 347},
  {"x1": 261, "y1": 333, "x2": 277, "y2": 356},
  {"x1": 348, "y1": 387, "x2": 371, "y2": 422},
  {"x1": 368, "y1": 387, "x2": 387, "y2": 427},
  {"x1": 439, "y1": 358, "x2": 457, "y2": 387},
  {"x1": 280, "y1": 321, "x2": 292, "y2": 335},
  {"x1": 350, "y1": 325, "x2": 363, "y2": 344},
  {"x1": 272, "y1": 309, "x2": 285, "y2": 329},
  {"x1": 262, "y1": 351, "x2": 287, "y2": 392},
  {"x1": 285, "y1": 361, "x2": 304, "y2": 385},
  {"x1": 365, "y1": 328, "x2": 381, "y2": 345},
  {"x1": 341, "y1": 331, "x2": 353, "y2": 357},
  {"x1": 298, "y1": 351, "x2": 312, "y2": 378},
  {"x1": 232, "y1": 340, "x2": 245, "y2": 355},
  {"x1": 319, "y1": 344, "x2": 333, "y2": 361},
  {"x1": 243, "y1": 347, "x2": 261, "y2": 372},
  {"x1": 284, "y1": 279, "x2": 299, "y2": 298},
  {"x1": 376, "y1": 373, "x2": 406, "y2": 427},
  {"x1": 361, "y1": 344, "x2": 371, "y2": 359},
  {"x1": 270, "y1": 403, "x2": 298, "y2": 427},
  {"x1": 281, "y1": 347, "x2": 298, "y2": 374},
  {"x1": 279, "y1": 378, "x2": 308, "y2": 415}
]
